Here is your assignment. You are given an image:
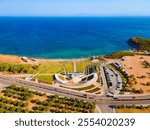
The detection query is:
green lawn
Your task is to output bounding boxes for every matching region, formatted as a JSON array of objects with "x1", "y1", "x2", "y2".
[
  {"x1": 61, "y1": 61, "x2": 74, "y2": 74},
  {"x1": 86, "y1": 87, "x2": 100, "y2": 93},
  {"x1": 32, "y1": 59, "x2": 95, "y2": 75},
  {"x1": 32, "y1": 61, "x2": 64, "y2": 74},
  {"x1": 76, "y1": 60, "x2": 92, "y2": 73},
  {"x1": 73, "y1": 85, "x2": 96, "y2": 91},
  {"x1": 32, "y1": 59, "x2": 93, "y2": 82},
  {"x1": 34, "y1": 75, "x2": 54, "y2": 82}
]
